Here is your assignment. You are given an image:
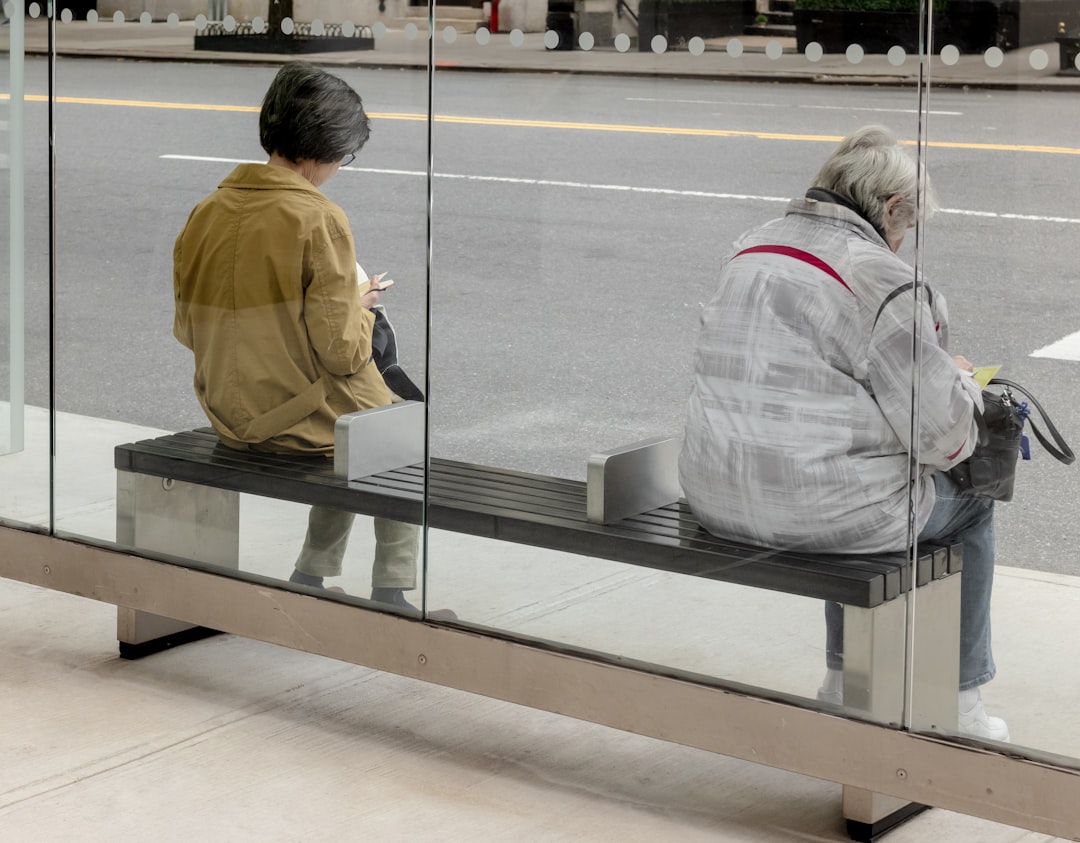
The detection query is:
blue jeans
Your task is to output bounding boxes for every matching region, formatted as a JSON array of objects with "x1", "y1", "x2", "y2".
[{"x1": 825, "y1": 471, "x2": 996, "y2": 690}]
